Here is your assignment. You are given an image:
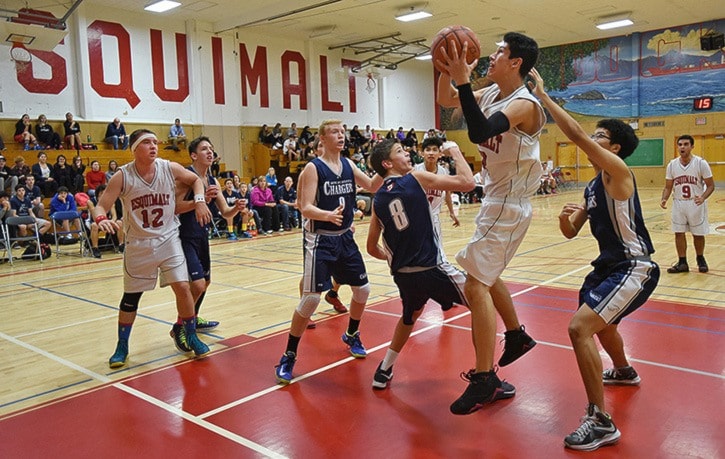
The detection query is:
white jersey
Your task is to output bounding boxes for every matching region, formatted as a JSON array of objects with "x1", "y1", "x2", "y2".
[
  {"x1": 120, "y1": 158, "x2": 180, "y2": 241},
  {"x1": 665, "y1": 155, "x2": 713, "y2": 201},
  {"x1": 413, "y1": 163, "x2": 448, "y2": 216},
  {"x1": 476, "y1": 84, "x2": 545, "y2": 198}
]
